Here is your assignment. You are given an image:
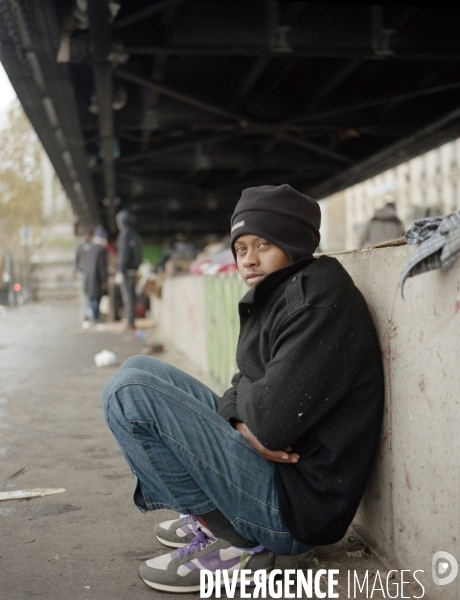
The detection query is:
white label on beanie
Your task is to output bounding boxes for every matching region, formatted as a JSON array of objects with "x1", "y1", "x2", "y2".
[{"x1": 231, "y1": 220, "x2": 245, "y2": 233}]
